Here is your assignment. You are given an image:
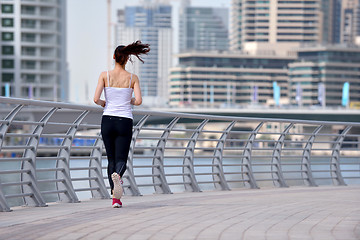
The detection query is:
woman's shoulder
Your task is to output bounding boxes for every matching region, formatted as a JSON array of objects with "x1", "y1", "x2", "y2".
[
  {"x1": 99, "y1": 71, "x2": 108, "y2": 78},
  {"x1": 130, "y1": 73, "x2": 139, "y2": 81}
]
